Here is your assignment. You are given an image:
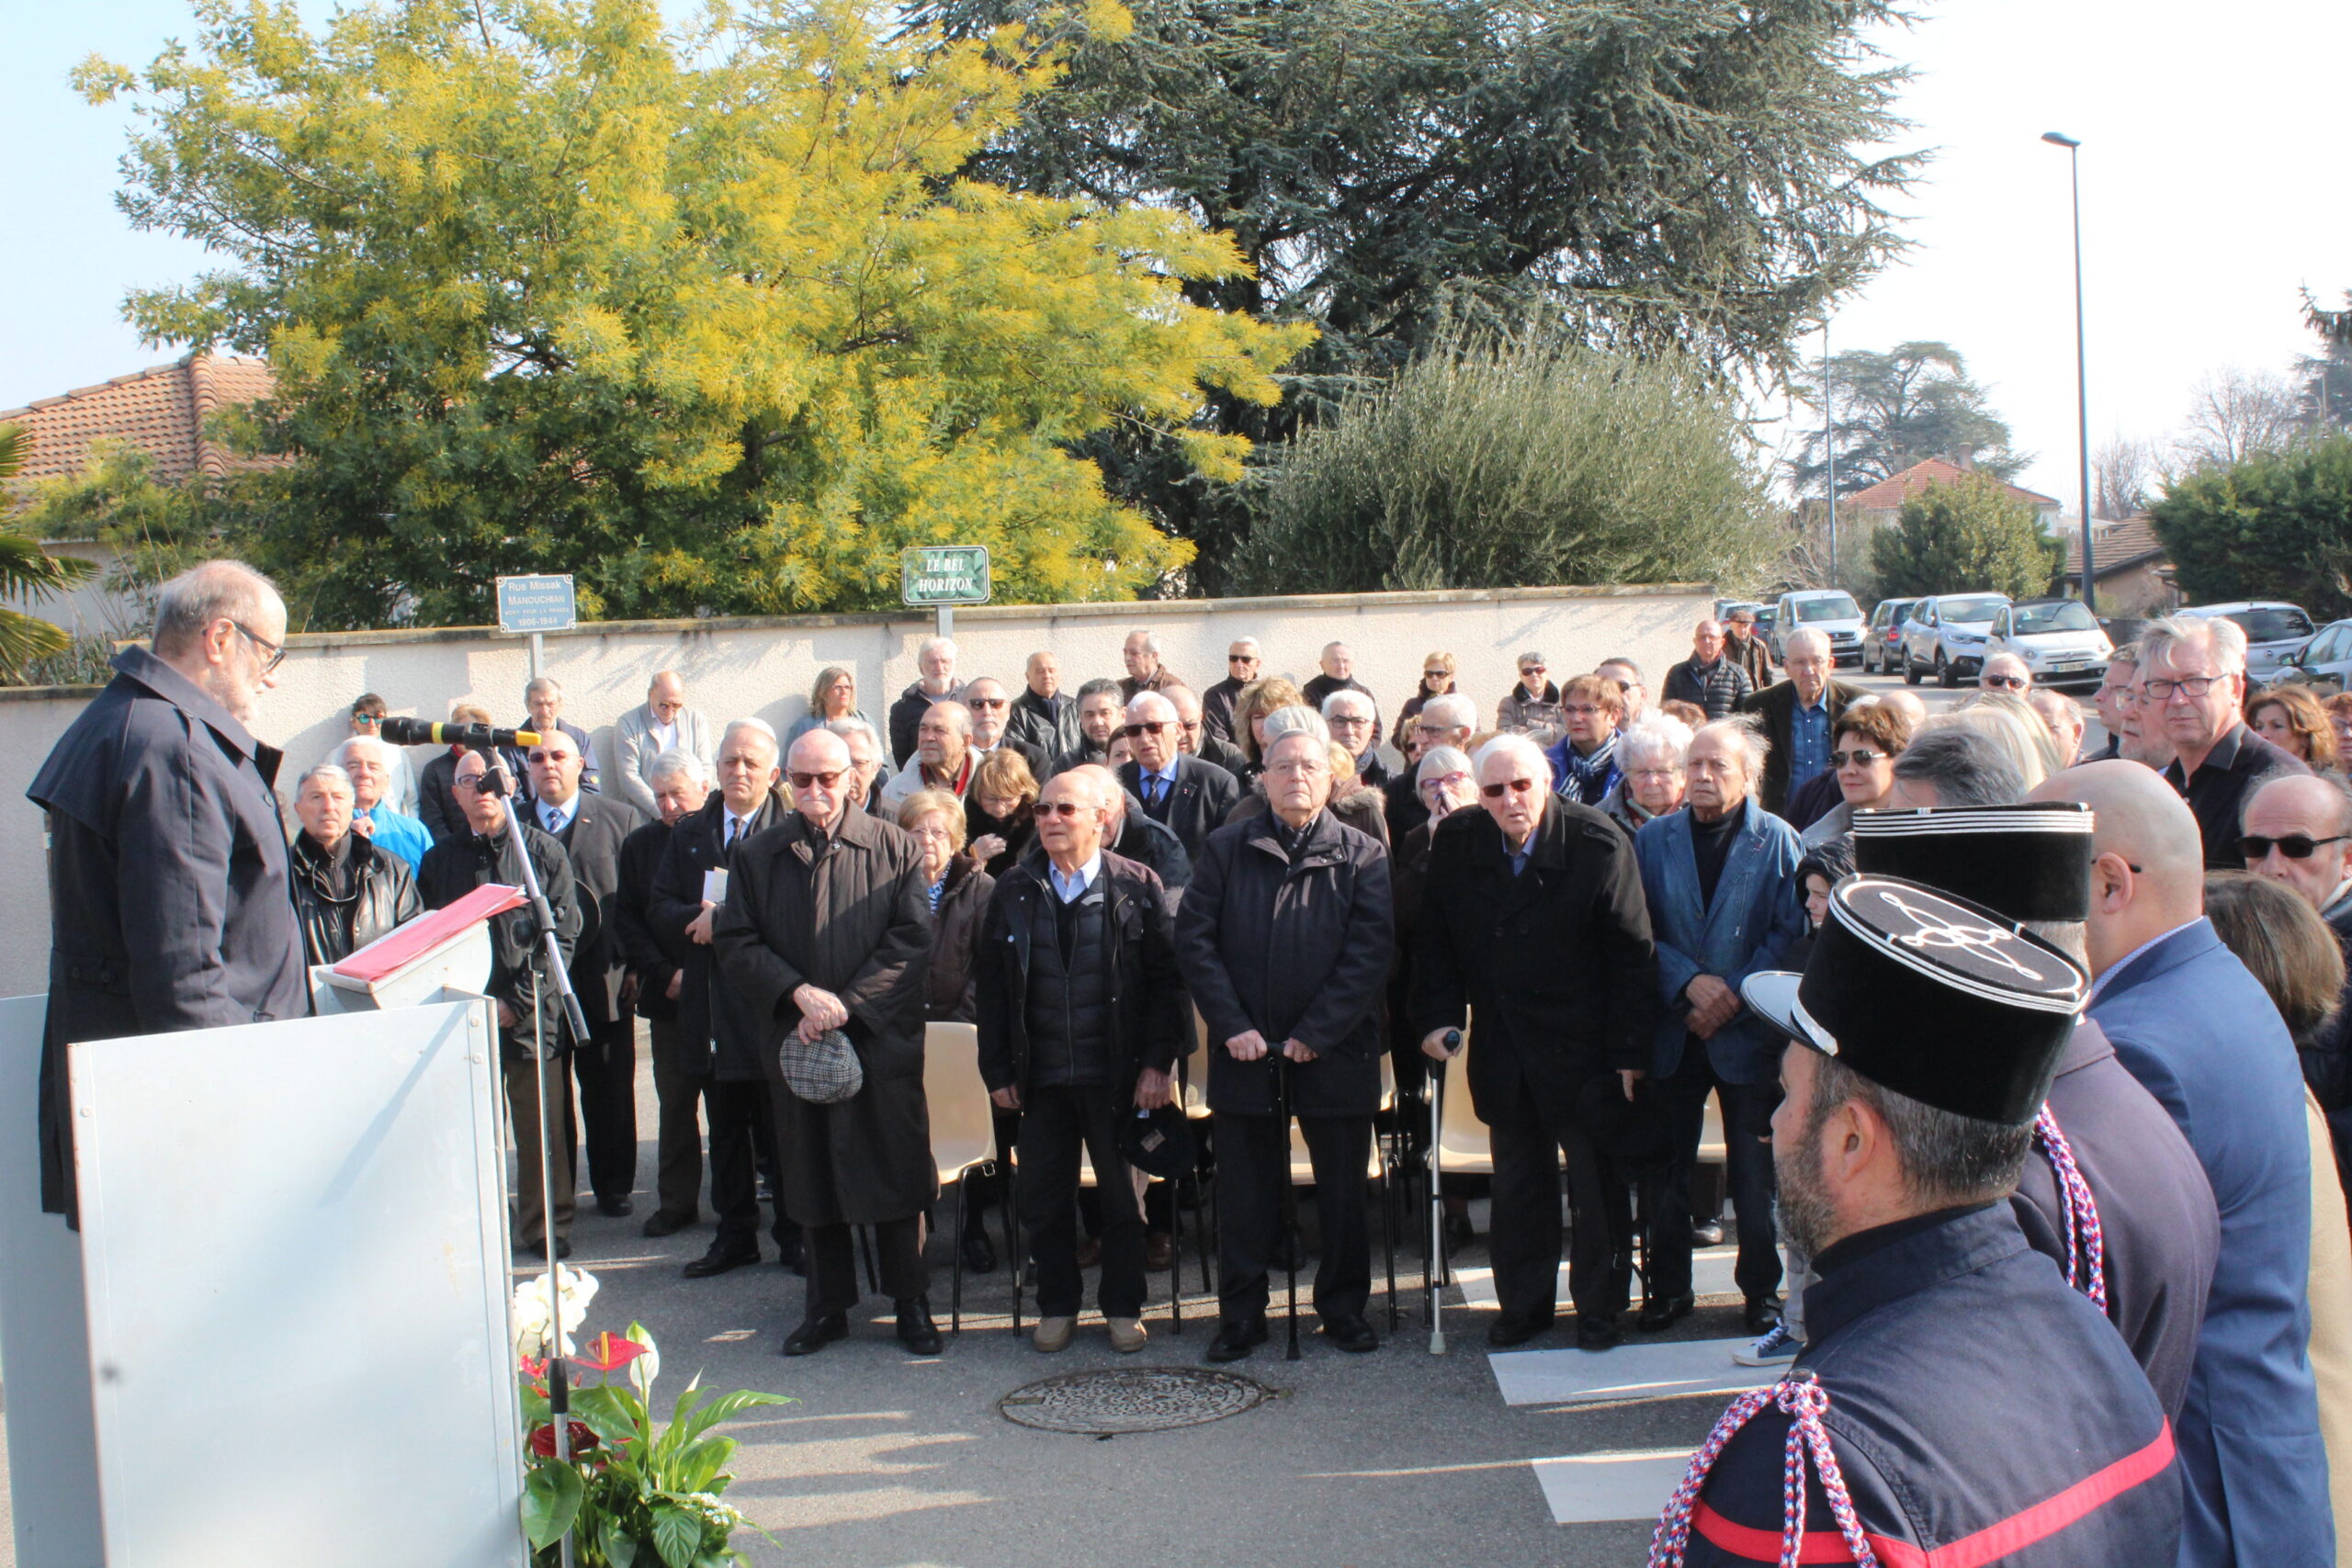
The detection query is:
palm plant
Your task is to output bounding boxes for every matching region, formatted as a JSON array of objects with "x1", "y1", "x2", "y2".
[{"x1": 0, "y1": 424, "x2": 99, "y2": 678}]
